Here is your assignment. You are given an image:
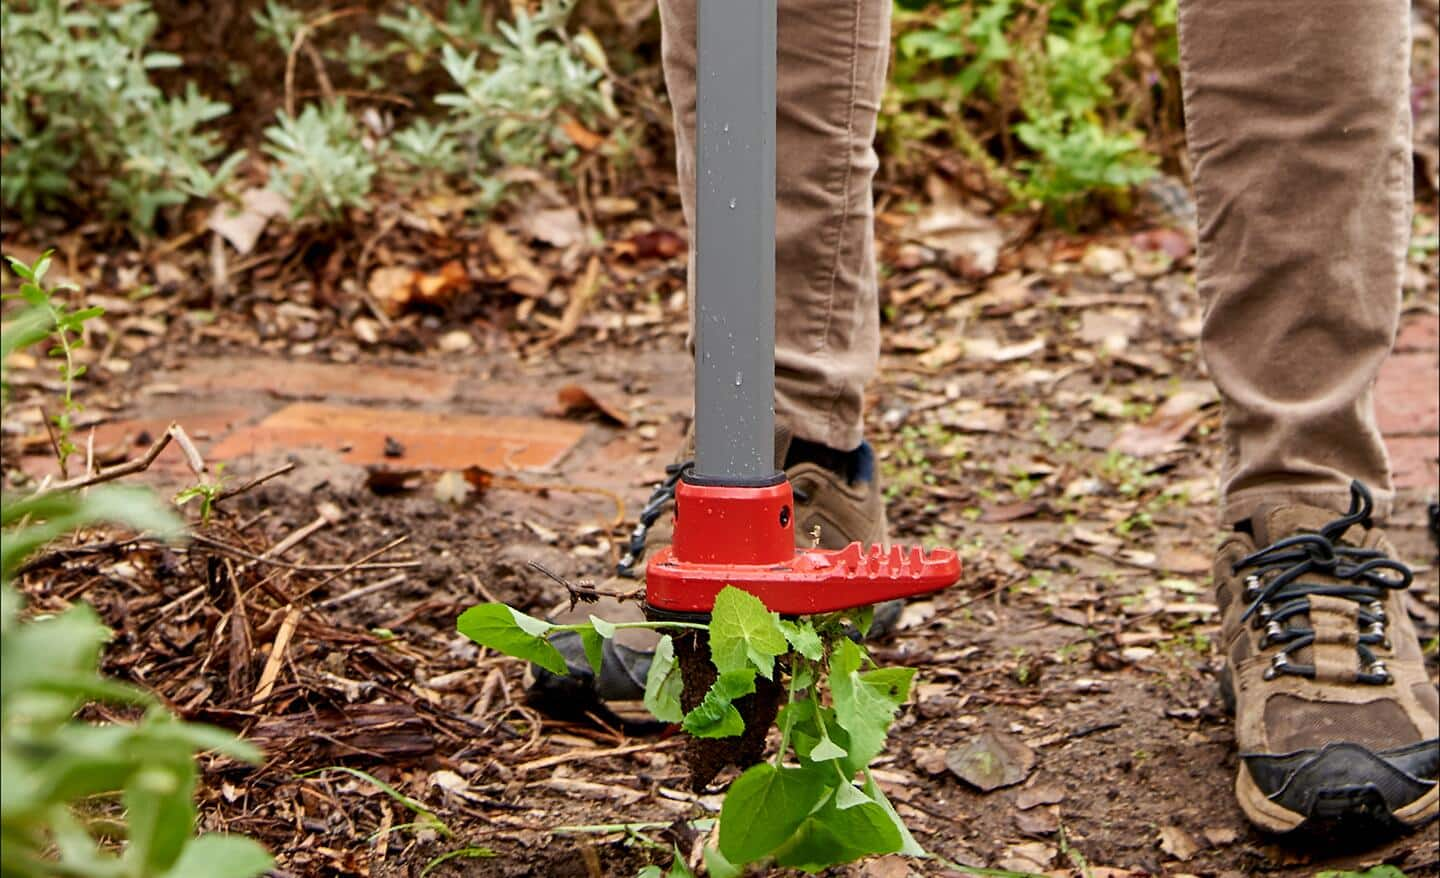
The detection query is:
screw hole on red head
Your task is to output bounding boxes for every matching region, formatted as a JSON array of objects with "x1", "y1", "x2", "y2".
[{"x1": 779, "y1": 505, "x2": 790, "y2": 528}]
